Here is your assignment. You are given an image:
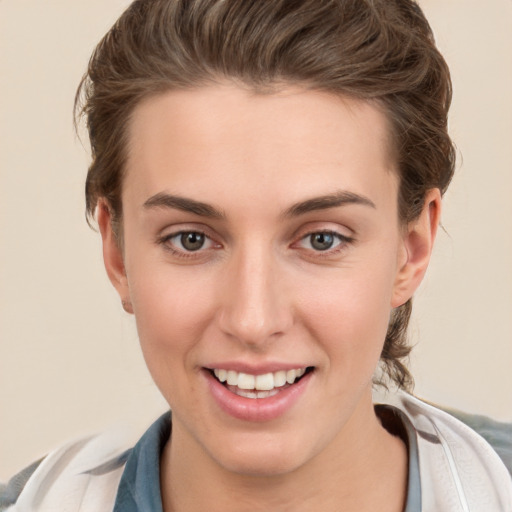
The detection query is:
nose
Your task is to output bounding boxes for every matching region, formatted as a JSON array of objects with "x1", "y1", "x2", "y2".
[{"x1": 216, "y1": 243, "x2": 293, "y2": 349}]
